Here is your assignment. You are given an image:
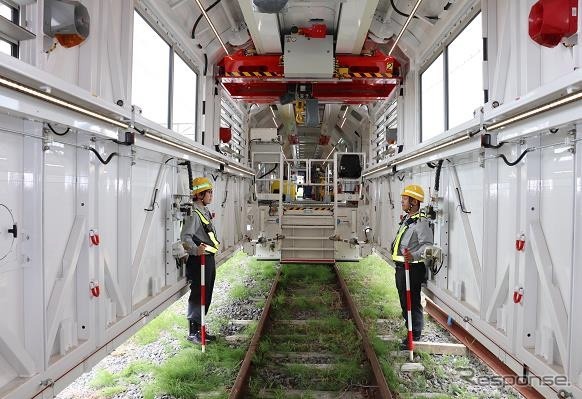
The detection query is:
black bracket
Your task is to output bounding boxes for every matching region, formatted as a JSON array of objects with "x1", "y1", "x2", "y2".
[{"x1": 8, "y1": 223, "x2": 17, "y2": 238}]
